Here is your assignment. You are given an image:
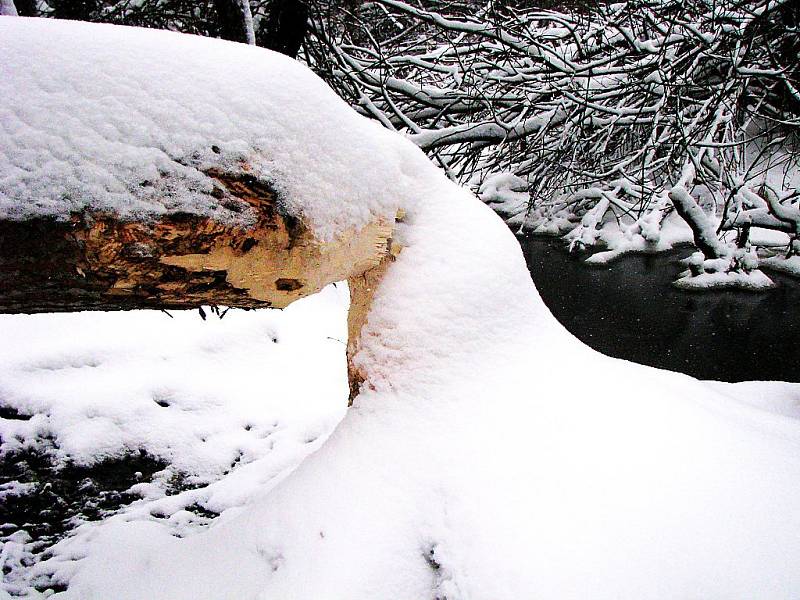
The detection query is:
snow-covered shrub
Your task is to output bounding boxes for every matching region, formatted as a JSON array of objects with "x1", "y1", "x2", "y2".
[{"x1": 305, "y1": 0, "x2": 800, "y2": 287}]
